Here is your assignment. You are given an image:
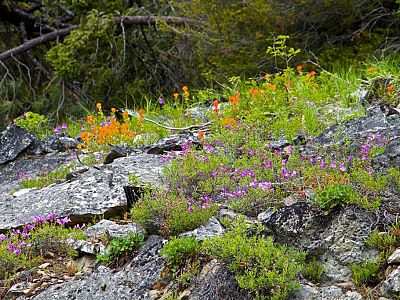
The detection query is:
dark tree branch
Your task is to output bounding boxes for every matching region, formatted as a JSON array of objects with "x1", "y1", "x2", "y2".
[
  {"x1": 0, "y1": 16, "x2": 198, "y2": 62},
  {"x1": 0, "y1": 26, "x2": 78, "y2": 62}
]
